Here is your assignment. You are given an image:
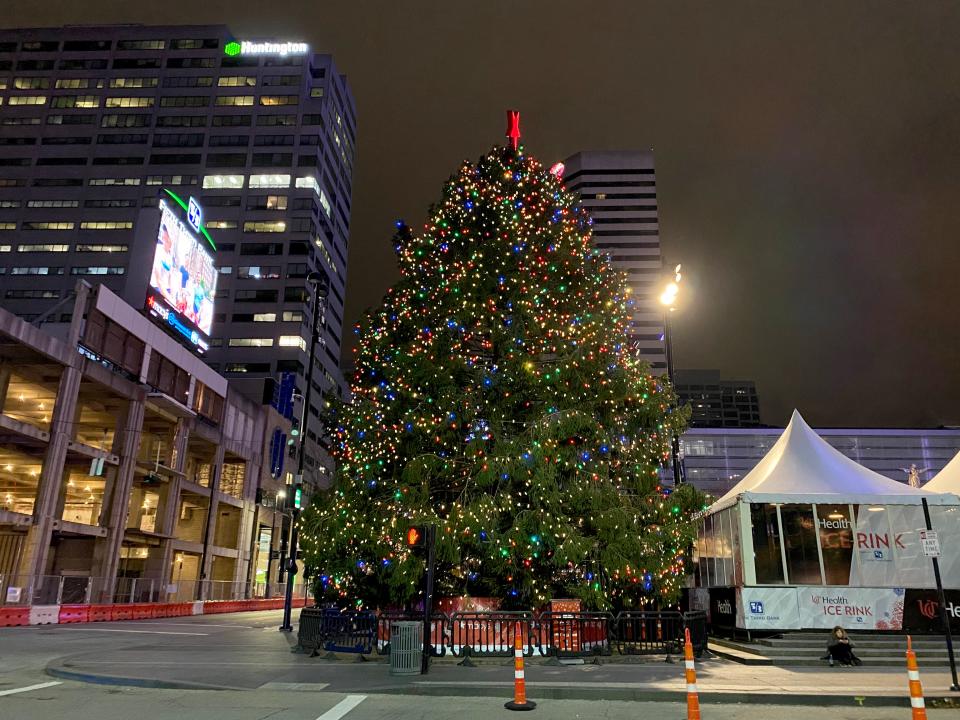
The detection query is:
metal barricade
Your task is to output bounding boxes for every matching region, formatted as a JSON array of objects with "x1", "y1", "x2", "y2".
[
  {"x1": 297, "y1": 606, "x2": 326, "y2": 653},
  {"x1": 613, "y1": 611, "x2": 684, "y2": 655},
  {"x1": 320, "y1": 609, "x2": 377, "y2": 654},
  {"x1": 375, "y1": 611, "x2": 448, "y2": 657},
  {"x1": 683, "y1": 610, "x2": 708, "y2": 658},
  {"x1": 535, "y1": 611, "x2": 613, "y2": 658},
  {"x1": 449, "y1": 611, "x2": 534, "y2": 659}
]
